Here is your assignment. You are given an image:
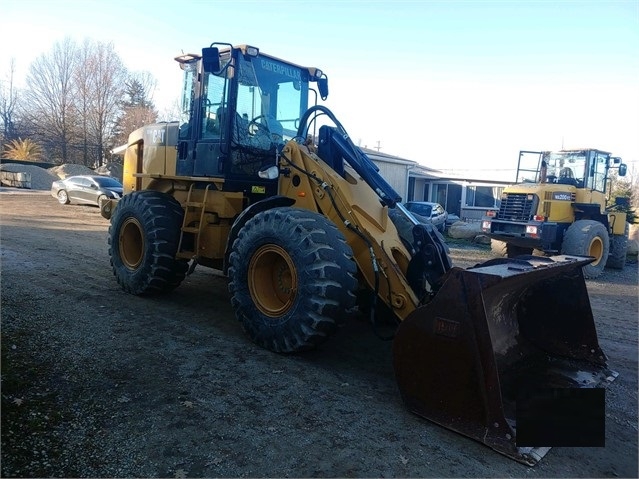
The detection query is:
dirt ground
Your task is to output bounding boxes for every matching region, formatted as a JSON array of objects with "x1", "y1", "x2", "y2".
[{"x1": 1, "y1": 190, "x2": 637, "y2": 478}]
